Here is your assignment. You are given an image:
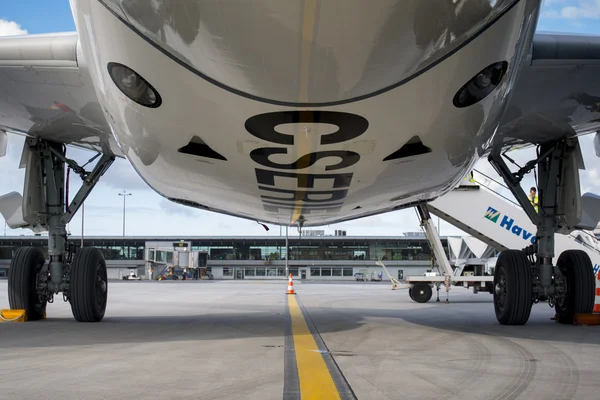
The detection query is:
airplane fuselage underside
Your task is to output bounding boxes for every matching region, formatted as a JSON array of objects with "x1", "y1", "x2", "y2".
[{"x1": 71, "y1": 0, "x2": 540, "y2": 226}]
